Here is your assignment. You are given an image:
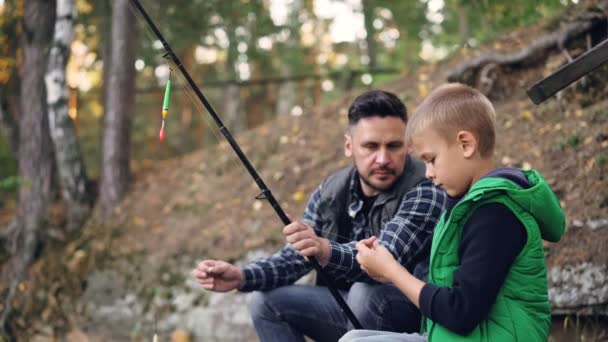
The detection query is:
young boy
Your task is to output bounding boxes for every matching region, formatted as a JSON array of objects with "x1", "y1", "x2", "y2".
[{"x1": 340, "y1": 83, "x2": 565, "y2": 342}]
